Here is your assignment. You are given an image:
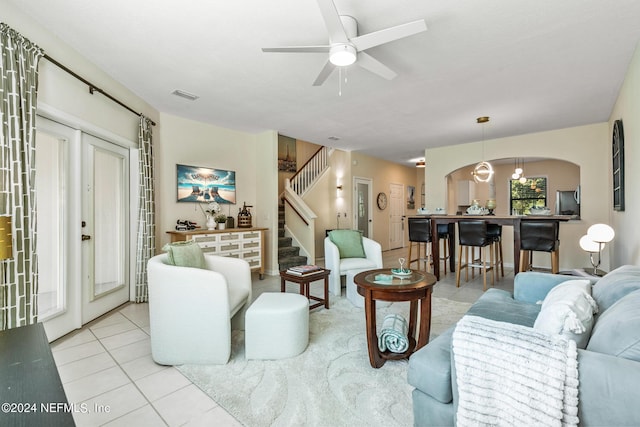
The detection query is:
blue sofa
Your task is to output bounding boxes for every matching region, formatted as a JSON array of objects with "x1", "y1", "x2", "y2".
[{"x1": 408, "y1": 265, "x2": 640, "y2": 426}]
